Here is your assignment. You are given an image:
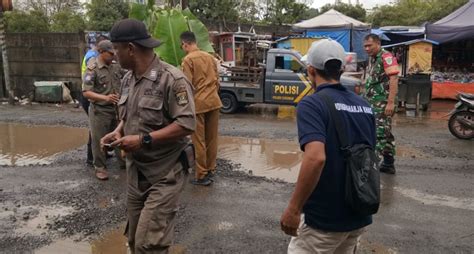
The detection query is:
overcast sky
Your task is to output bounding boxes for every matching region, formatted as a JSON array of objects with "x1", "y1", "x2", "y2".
[{"x1": 311, "y1": 0, "x2": 394, "y2": 9}]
